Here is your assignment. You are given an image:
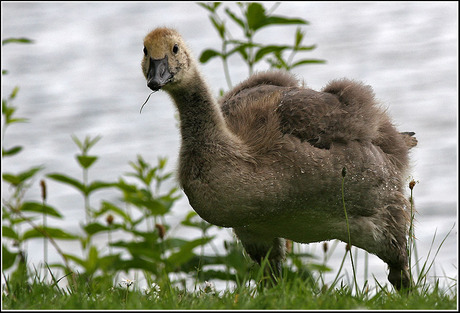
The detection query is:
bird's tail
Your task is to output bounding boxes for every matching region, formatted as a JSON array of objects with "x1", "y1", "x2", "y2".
[{"x1": 400, "y1": 132, "x2": 418, "y2": 149}]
